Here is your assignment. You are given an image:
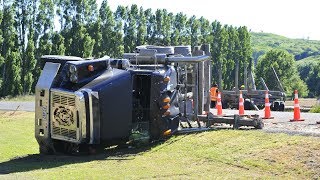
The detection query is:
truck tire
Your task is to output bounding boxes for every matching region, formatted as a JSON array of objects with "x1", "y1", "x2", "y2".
[
  {"x1": 272, "y1": 101, "x2": 280, "y2": 111},
  {"x1": 222, "y1": 100, "x2": 228, "y2": 109},
  {"x1": 244, "y1": 99, "x2": 251, "y2": 110},
  {"x1": 39, "y1": 144, "x2": 54, "y2": 155},
  {"x1": 279, "y1": 102, "x2": 285, "y2": 111},
  {"x1": 253, "y1": 118, "x2": 264, "y2": 129}
]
